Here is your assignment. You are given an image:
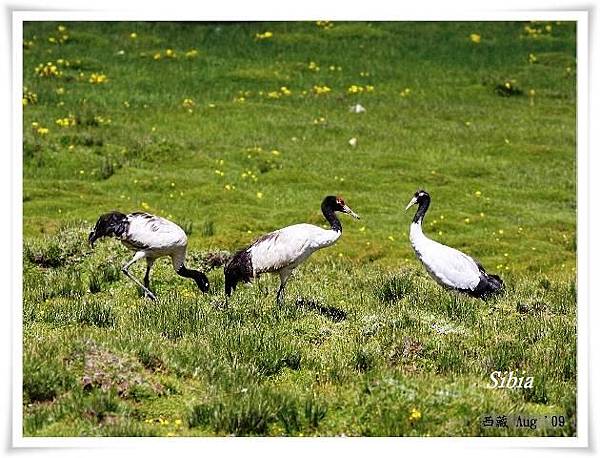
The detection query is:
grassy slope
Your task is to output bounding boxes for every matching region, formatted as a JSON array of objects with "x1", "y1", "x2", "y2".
[{"x1": 22, "y1": 21, "x2": 576, "y2": 437}]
